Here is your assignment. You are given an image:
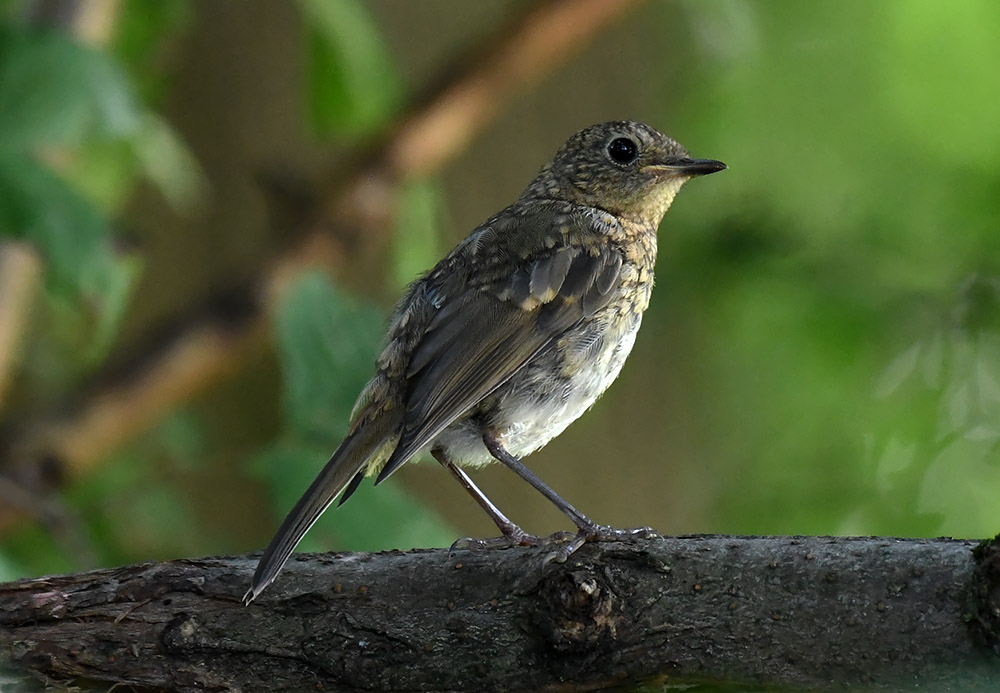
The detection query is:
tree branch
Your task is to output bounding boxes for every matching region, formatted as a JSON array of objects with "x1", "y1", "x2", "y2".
[
  {"x1": 2, "y1": 535, "x2": 999, "y2": 691},
  {"x1": 0, "y1": 242, "x2": 42, "y2": 411}
]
